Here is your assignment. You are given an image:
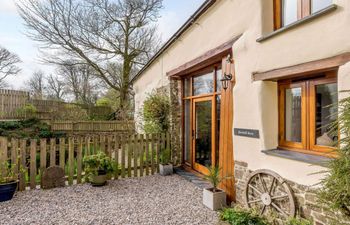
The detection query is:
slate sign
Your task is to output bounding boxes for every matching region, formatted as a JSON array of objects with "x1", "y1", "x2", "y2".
[{"x1": 234, "y1": 128, "x2": 260, "y2": 139}]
